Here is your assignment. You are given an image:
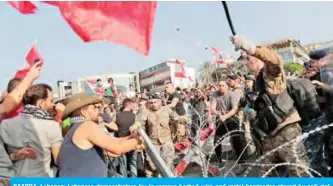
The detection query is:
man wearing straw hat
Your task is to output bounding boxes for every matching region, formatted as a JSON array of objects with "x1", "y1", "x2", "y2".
[{"x1": 57, "y1": 93, "x2": 142, "y2": 177}]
